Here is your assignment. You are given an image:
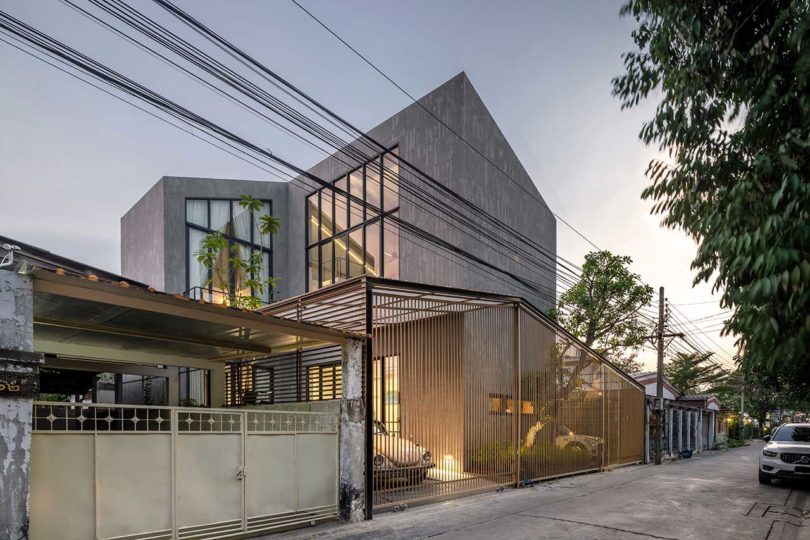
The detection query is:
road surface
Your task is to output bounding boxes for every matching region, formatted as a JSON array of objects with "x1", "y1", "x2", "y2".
[{"x1": 275, "y1": 441, "x2": 809, "y2": 539}]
